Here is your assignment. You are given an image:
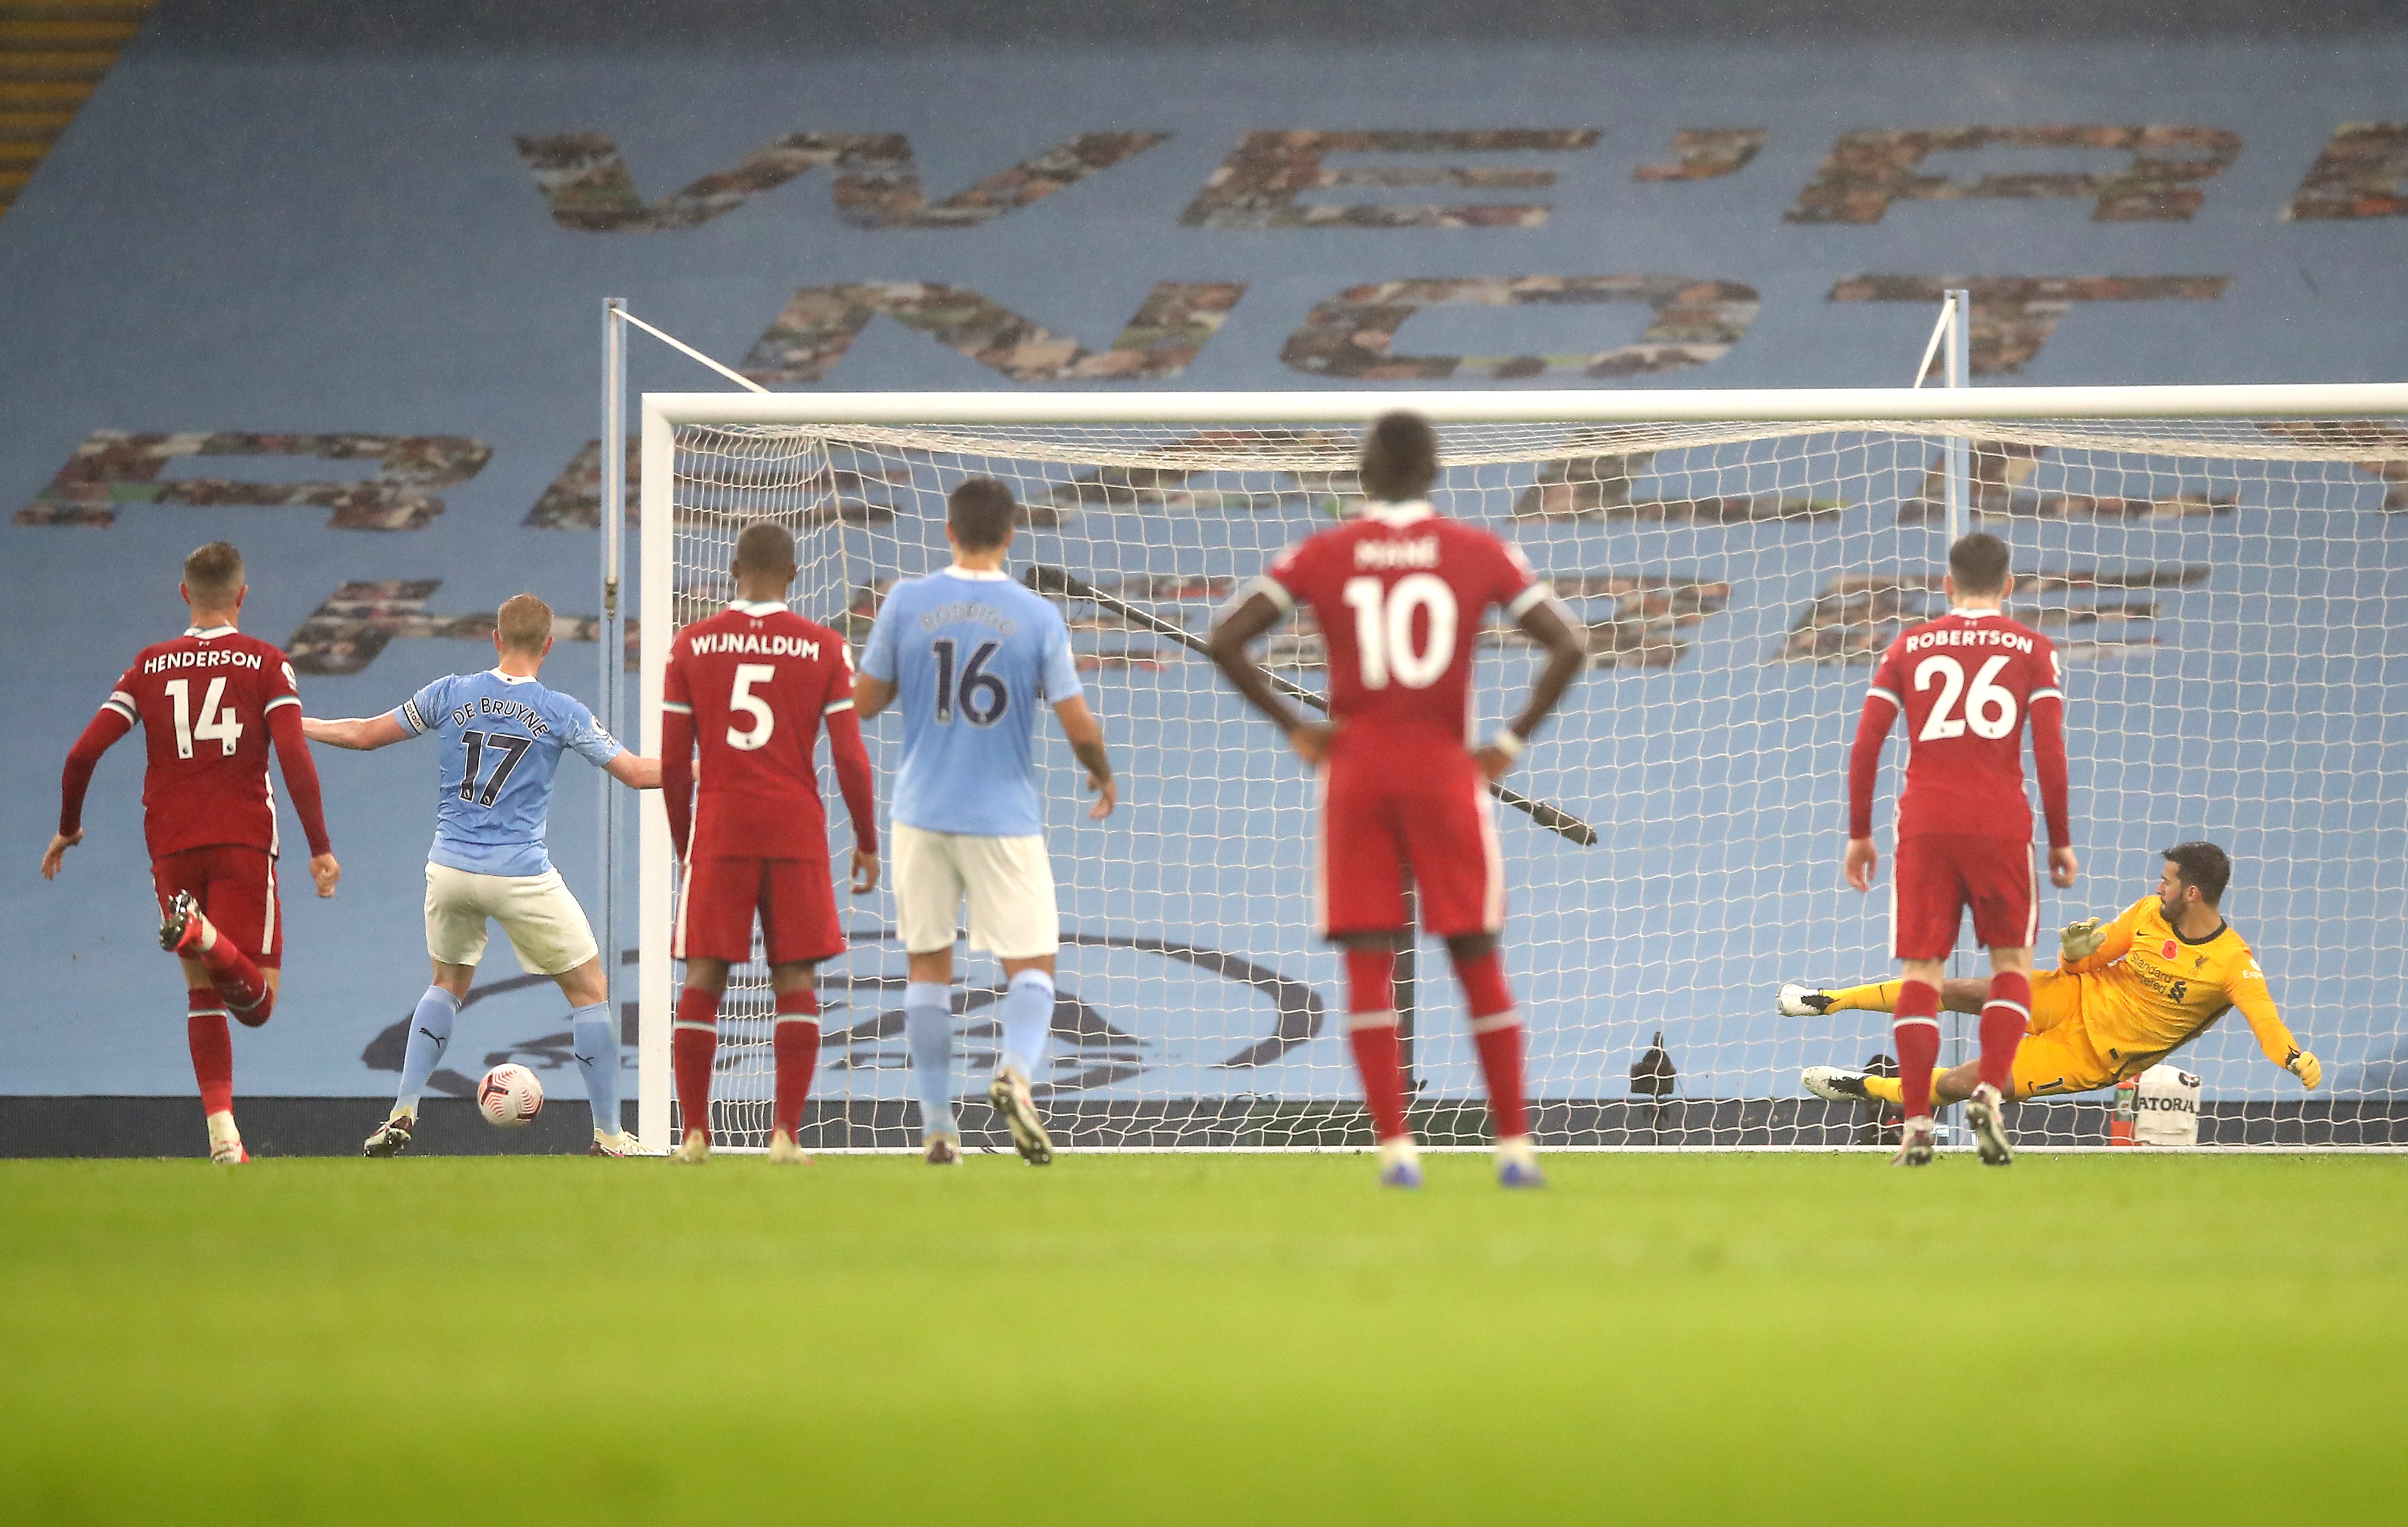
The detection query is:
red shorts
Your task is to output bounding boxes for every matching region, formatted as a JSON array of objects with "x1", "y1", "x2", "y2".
[
  {"x1": 674, "y1": 854, "x2": 843, "y2": 966},
  {"x1": 1892, "y1": 835, "x2": 2037, "y2": 961},
  {"x1": 153, "y1": 844, "x2": 282, "y2": 967},
  {"x1": 1317, "y1": 741, "x2": 1503, "y2": 940}
]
